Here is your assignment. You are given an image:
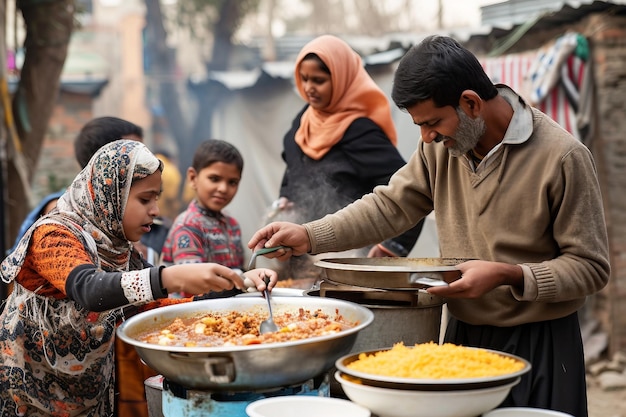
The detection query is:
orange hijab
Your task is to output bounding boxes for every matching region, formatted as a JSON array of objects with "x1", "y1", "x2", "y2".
[{"x1": 294, "y1": 35, "x2": 398, "y2": 160}]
